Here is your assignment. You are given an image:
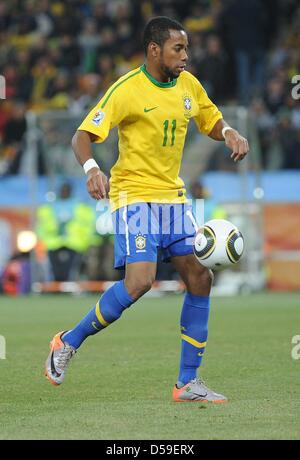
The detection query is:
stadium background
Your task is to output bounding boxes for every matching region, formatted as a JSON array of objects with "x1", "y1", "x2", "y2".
[
  {"x1": 0, "y1": 0, "x2": 300, "y2": 441},
  {"x1": 0, "y1": 0, "x2": 300, "y2": 294}
]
